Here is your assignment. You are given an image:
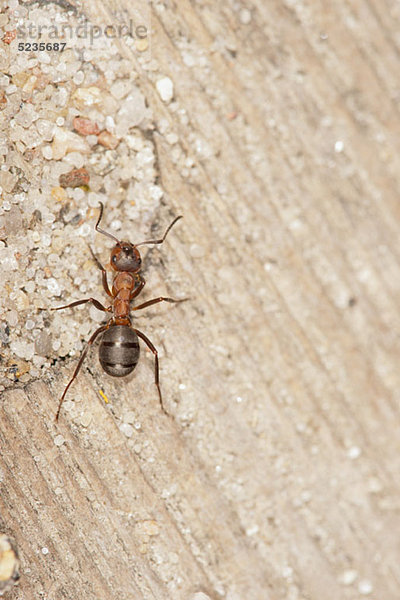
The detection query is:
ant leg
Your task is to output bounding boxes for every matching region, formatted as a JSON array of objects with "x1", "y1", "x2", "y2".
[
  {"x1": 130, "y1": 275, "x2": 146, "y2": 301},
  {"x1": 134, "y1": 328, "x2": 167, "y2": 415},
  {"x1": 133, "y1": 296, "x2": 188, "y2": 312},
  {"x1": 49, "y1": 298, "x2": 112, "y2": 313},
  {"x1": 56, "y1": 324, "x2": 108, "y2": 421},
  {"x1": 88, "y1": 246, "x2": 113, "y2": 297}
]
